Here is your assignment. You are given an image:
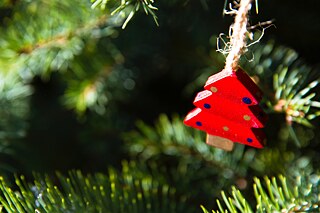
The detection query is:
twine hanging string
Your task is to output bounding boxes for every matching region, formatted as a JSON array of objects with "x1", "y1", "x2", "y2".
[
  {"x1": 224, "y1": 0, "x2": 252, "y2": 73},
  {"x1": 205, "y1": 0, "x2": 253, "y2": 151}
]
